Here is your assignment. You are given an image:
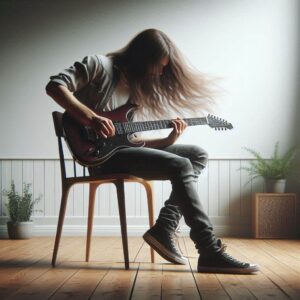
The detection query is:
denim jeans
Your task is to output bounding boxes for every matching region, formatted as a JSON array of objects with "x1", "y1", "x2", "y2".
[{"x1": 89, "y1": 144, "x2": 219, "y2": 253}]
